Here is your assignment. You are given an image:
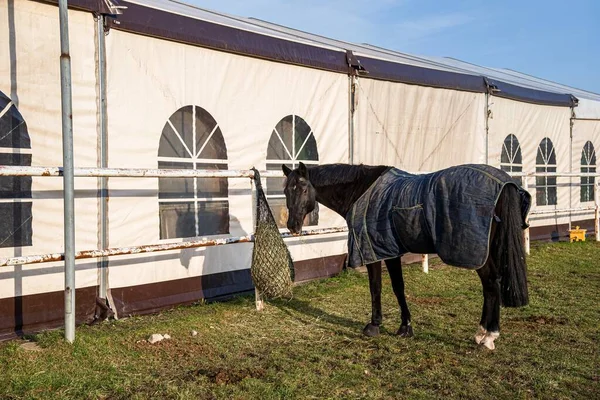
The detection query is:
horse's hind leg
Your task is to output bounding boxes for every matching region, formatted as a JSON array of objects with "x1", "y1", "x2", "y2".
[
  {"x1": 363, "y1": 261, "x2": 382, "y2": 337},
  {"x1": 476, "y1": 256, "x2": 501, "y2": 350},
  {"x1": 385, "y1": 257, "x2": 413, "y2": 337}
]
